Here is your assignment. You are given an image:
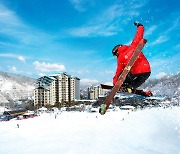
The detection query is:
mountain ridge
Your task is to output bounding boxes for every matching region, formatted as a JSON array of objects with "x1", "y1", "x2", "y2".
[
  {"x1": 0, "y1": 71, "x2": 35, "y2": 105},
  {"x1": 0, "y1": 71, "x2": 179, "y2": 106}
]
